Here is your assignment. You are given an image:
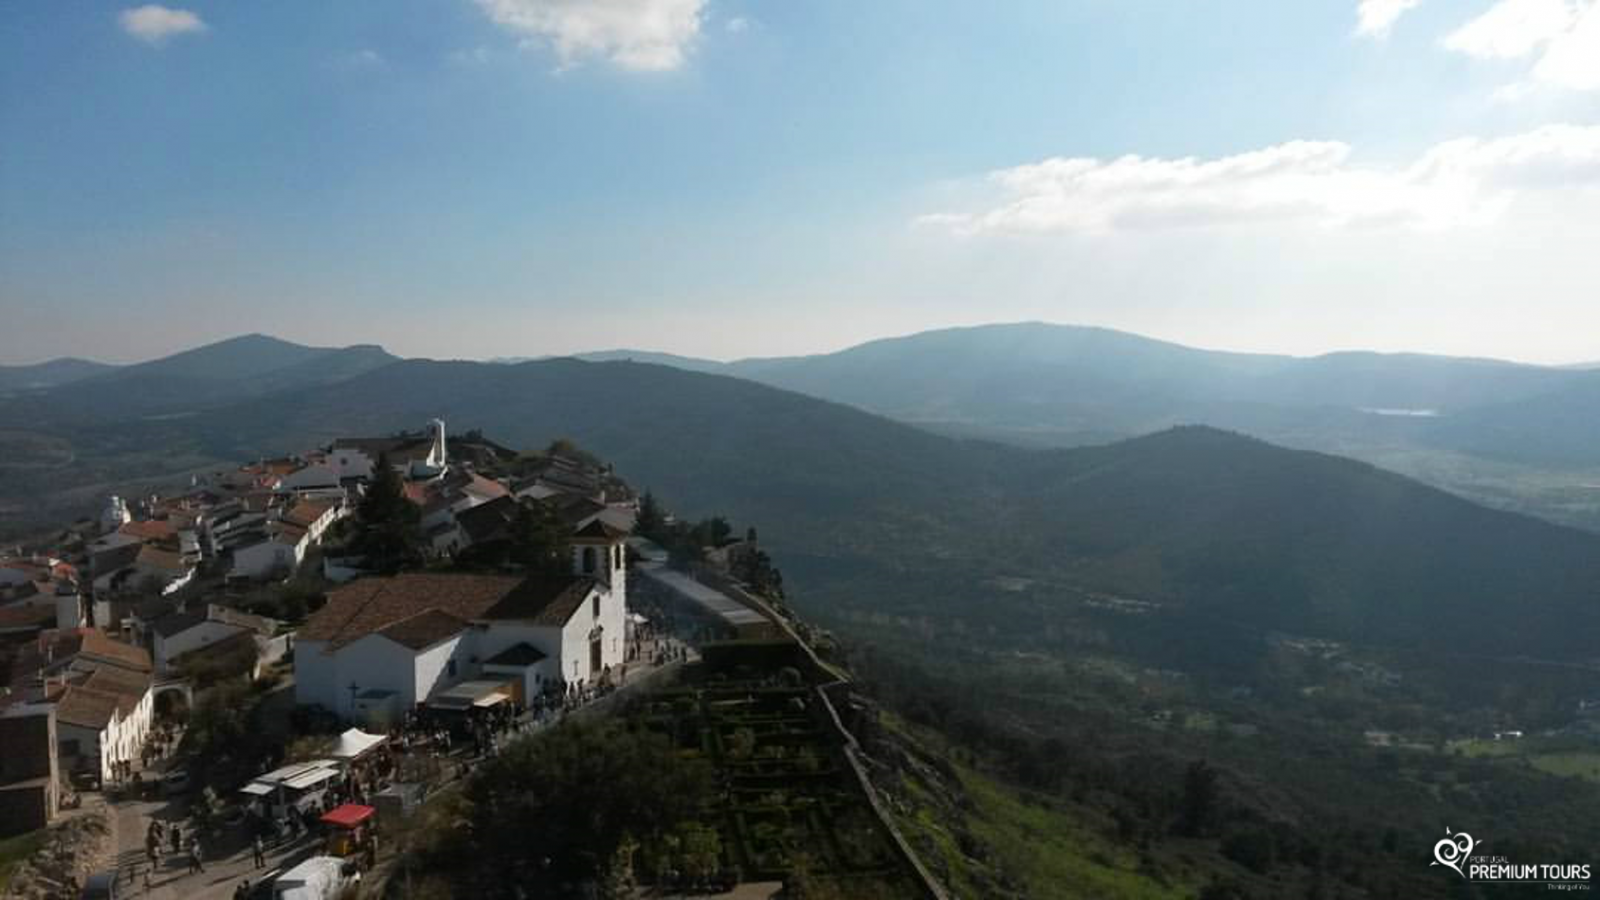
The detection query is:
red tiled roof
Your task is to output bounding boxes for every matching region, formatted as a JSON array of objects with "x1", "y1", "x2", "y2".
[
  {"x1": 120, "y1": 520, "x2": 177, "y2": 543},
  {"x1": 54, "y1": 685, "x2": 122, "y2": 730},
  {"x1": 300, "y1": 573, "x2": 596, "y2": 650},
  {"x1": 300, "y1": 573, "x2": 523, "y2": 649},
  {"x1": 79, "y1": 664, "x2": 151, "y2": 714},
  {"x1": 379, "y1": 609, "x2": 469, "y2": 650},
  {"x1": 284, "y1": 500, "x2": 333, "y2": 529},
  {"x1": 79, "y1": 630, "x2": 153, "y2": 673},
  {"x1": 135, "y1": 545, "x2": 187, "y2": 574}
]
